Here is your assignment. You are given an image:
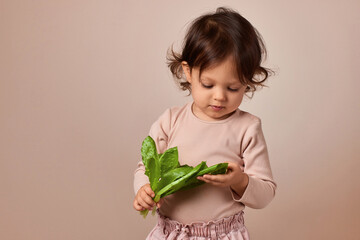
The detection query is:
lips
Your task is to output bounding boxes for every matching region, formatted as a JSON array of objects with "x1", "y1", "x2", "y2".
[{"x1": 210, "y1": 105, "x2": 224, "y2": 111}]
